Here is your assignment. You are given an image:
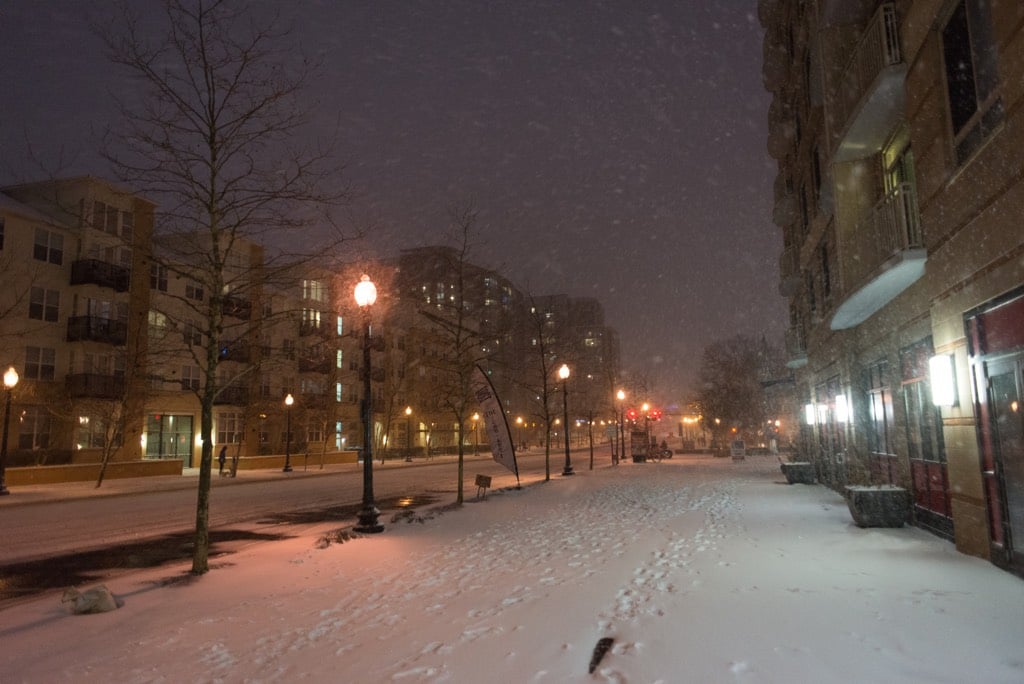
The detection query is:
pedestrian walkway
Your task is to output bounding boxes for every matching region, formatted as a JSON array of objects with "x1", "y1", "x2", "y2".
[{"x1": 0, "y1": 452, "x2": 500, "y2": 508}]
